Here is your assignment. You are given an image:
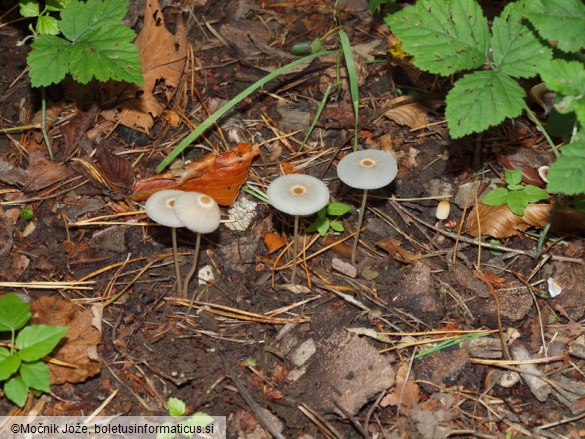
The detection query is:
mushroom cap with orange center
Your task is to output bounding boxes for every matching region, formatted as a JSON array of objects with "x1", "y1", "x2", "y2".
[
  {"x1": 174, "y1": 192, "x2": 221, "y2": 234},
  {"x1": 144, "y1": 190, "x2": 185, "y2": 228},
  {"x1": 337, "y1": 149, "x2": 398, "y2": 190},
  {"x1": 267, "y1": 174, "x2": 330, "y2": 216}
]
